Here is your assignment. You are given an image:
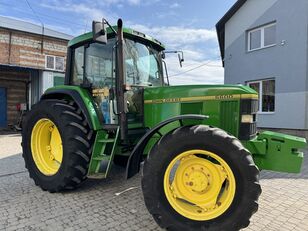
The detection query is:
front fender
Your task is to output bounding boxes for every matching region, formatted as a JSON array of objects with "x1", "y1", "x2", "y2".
[{"x1": 126, "y1": 114, "x2": 208, "y2": 179}]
